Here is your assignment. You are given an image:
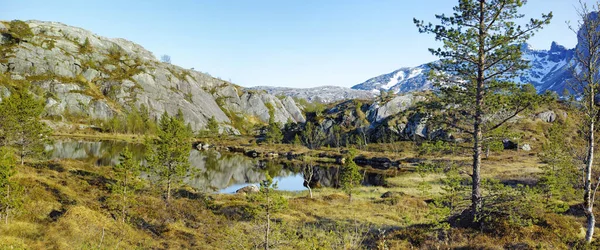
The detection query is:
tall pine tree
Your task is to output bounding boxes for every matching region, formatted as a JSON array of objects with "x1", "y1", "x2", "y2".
[{"x1": 414, "y1": 0, "x2": 551, "y2": 224}]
